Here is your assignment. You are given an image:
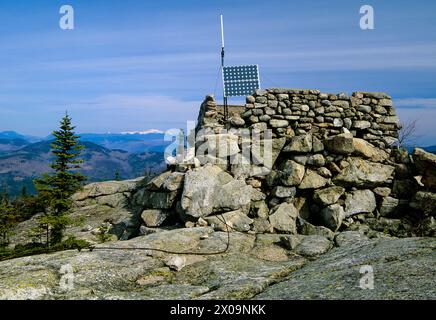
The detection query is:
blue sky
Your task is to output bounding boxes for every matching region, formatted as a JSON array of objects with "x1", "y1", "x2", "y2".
[{"x1": 0, "y1": 0, "x2": 435, "y2": 145}]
